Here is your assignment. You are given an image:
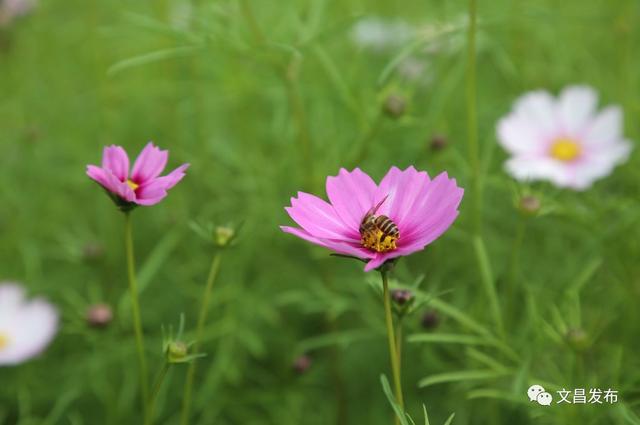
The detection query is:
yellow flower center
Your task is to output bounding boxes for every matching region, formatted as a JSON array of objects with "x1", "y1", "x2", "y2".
[
  {"x1": 0, "y1": 332, "x2": 10, "y2": 350},
  {"x1": 126, "y1": 179, "x2": 139, "y2": 190},
  {"x1": 550, "y1": 138, "x2": 581, "y2": 162},
  {"x1": 360, "y1": 214, "x2": 399, "y2": 253}
]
